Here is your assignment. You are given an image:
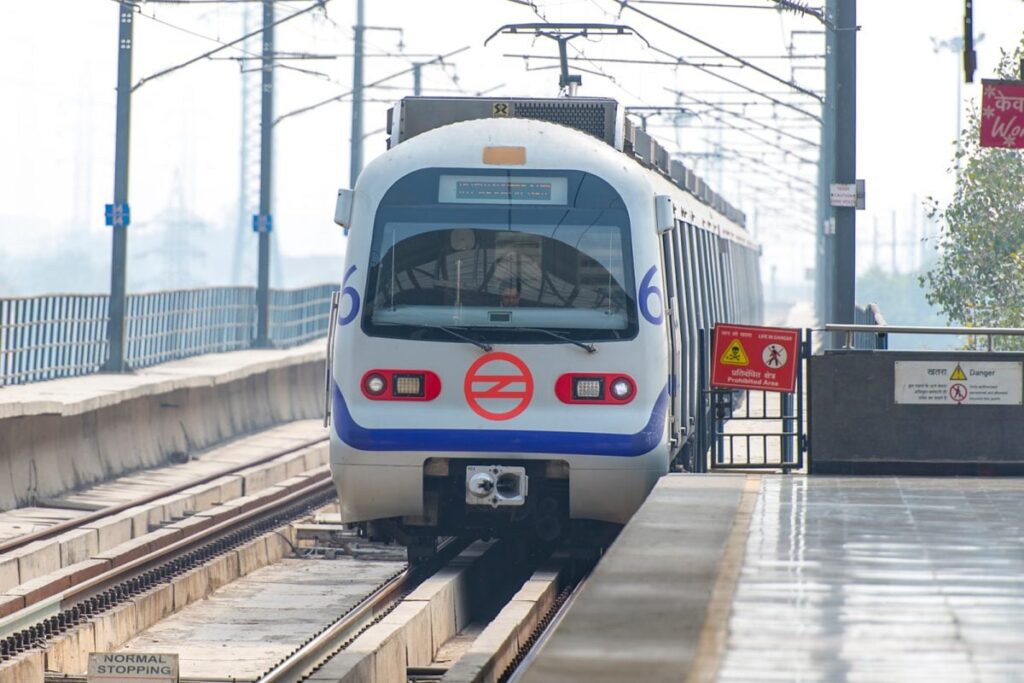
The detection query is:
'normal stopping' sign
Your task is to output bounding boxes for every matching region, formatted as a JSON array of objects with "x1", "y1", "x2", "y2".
[
  {"x1": 88, "y1": 652, "x2": 178, "y2": 683},
  {"x1": 894, "y1": 361, "x2": 1023, "y2": 405}
]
